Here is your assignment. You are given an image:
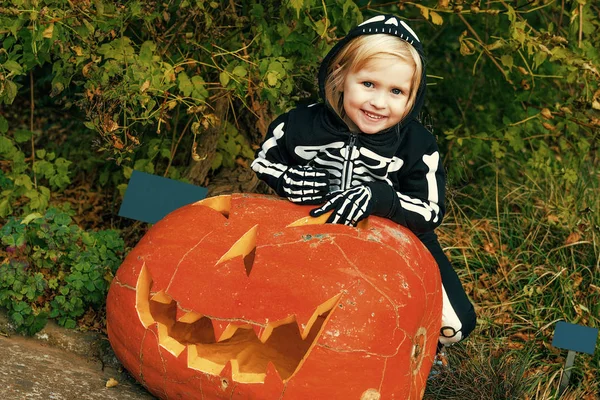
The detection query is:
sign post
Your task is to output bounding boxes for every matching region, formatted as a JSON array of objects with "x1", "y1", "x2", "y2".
[
  {"x1": 118, "y1": 170, "x2": 208, "y2": 223},
  {"x1": 551, "y1": 321, "x2": 598, "y2": 396}
]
